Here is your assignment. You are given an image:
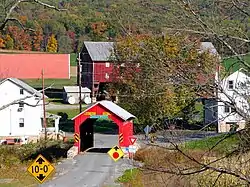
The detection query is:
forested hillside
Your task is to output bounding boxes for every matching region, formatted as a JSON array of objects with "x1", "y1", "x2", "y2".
[{"x1": 0, "y1": 0, "x2": 249, "y2": 54}]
